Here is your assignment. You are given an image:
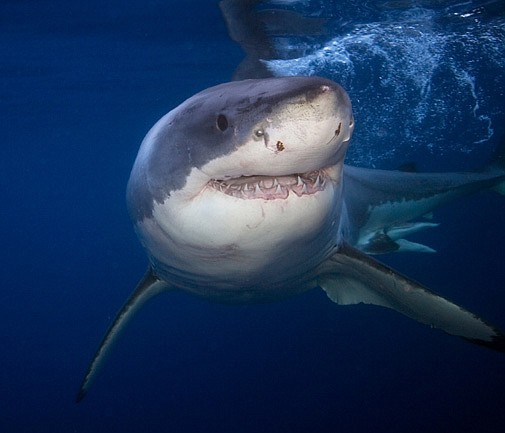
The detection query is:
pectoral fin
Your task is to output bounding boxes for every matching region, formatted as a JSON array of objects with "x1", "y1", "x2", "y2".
[
  {"x1": 317, "y1": 243, "x2": 505, "y2": 353},
  {"x1": 76, "y1": 268, "x2": 171, "y2": 402}
]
